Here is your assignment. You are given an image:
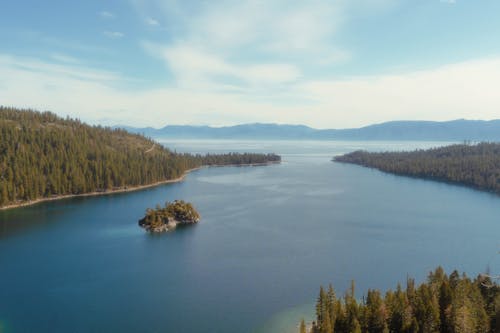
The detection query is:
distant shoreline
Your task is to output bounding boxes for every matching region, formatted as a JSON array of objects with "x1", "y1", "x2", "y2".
[{"x1": 0, "y1": 161, "x2": 279, "y2": 211}]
